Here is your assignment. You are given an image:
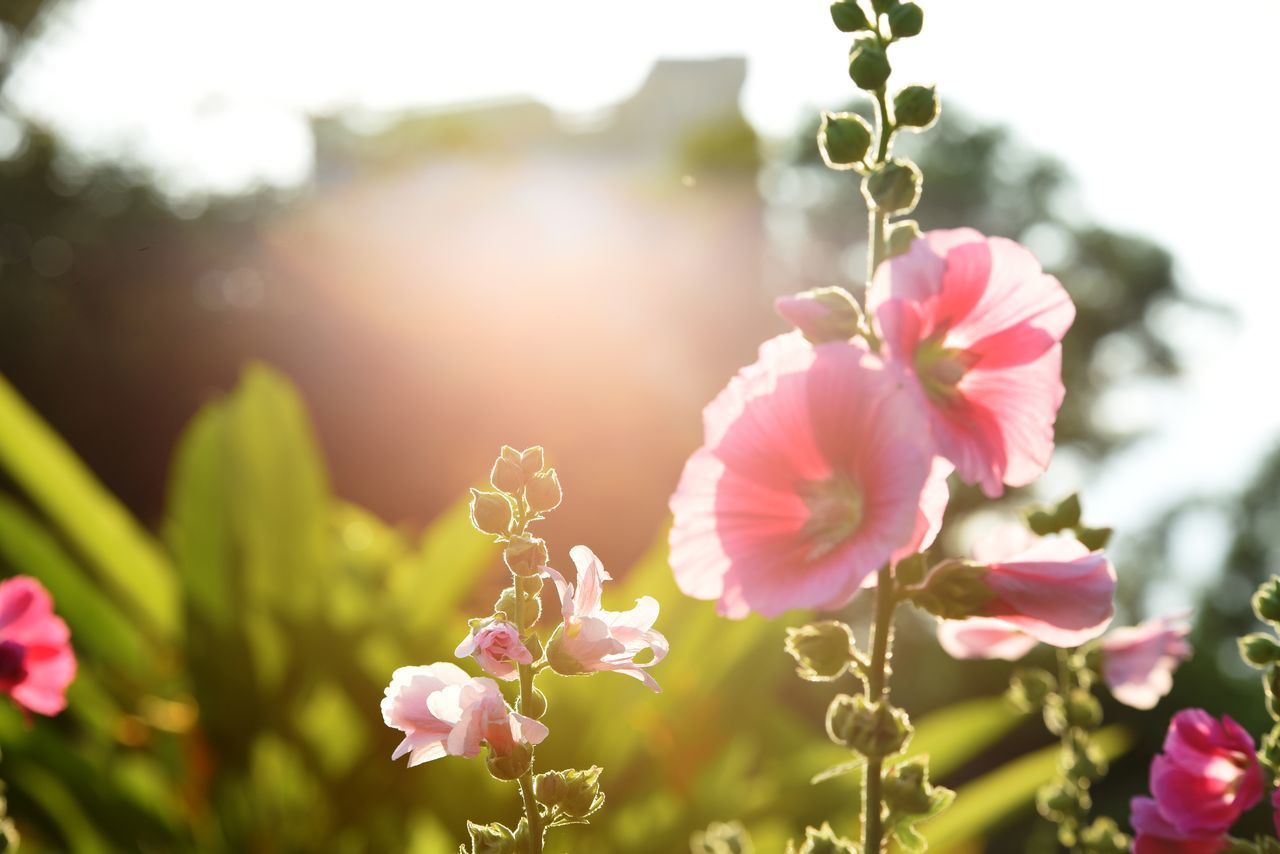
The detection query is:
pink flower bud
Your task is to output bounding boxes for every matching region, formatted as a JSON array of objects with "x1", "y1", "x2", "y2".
[
  {"x1": 0, "y1": 576, "x2": 76, "y2": 716},
  {"x1": 455, "y1": 618, "x2": 534, "y2": 681}
]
